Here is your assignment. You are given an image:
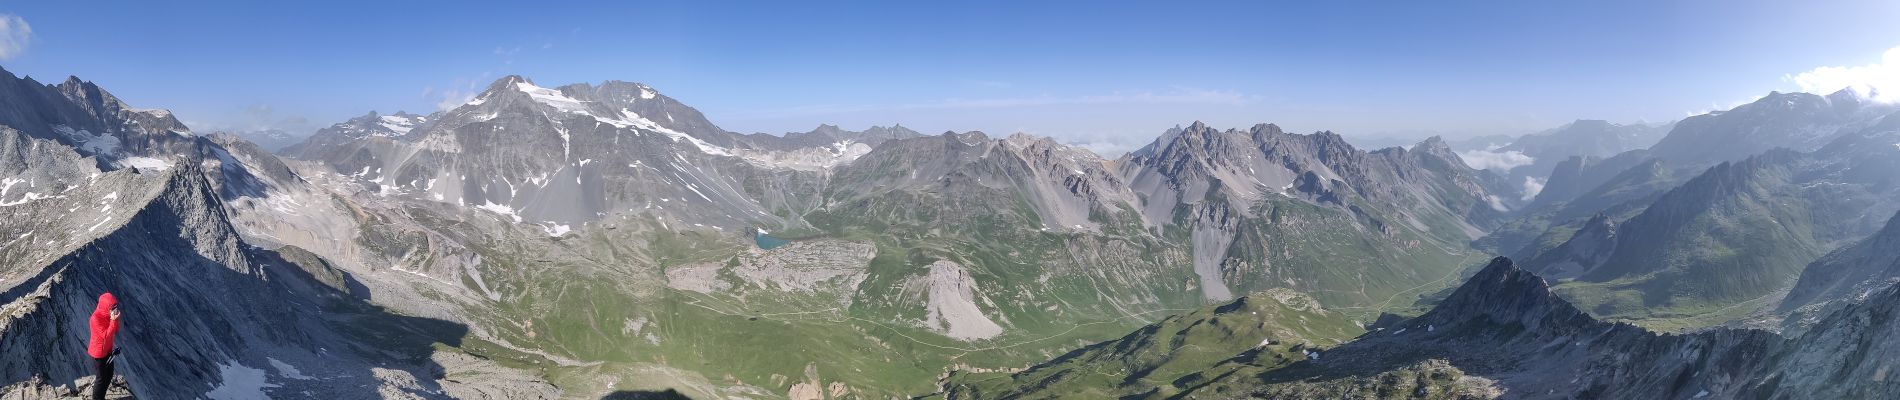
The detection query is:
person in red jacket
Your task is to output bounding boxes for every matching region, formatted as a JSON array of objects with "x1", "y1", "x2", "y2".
[{"x1": 87, "y1": 292, "x2": 121, "y2": 400}]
